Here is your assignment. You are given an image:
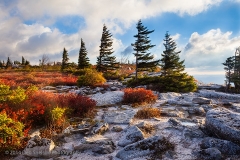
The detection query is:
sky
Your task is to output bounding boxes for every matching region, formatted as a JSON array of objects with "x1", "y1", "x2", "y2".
[{"x1": 0, "y1": 0, "x2": 239, "y2": 84}]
